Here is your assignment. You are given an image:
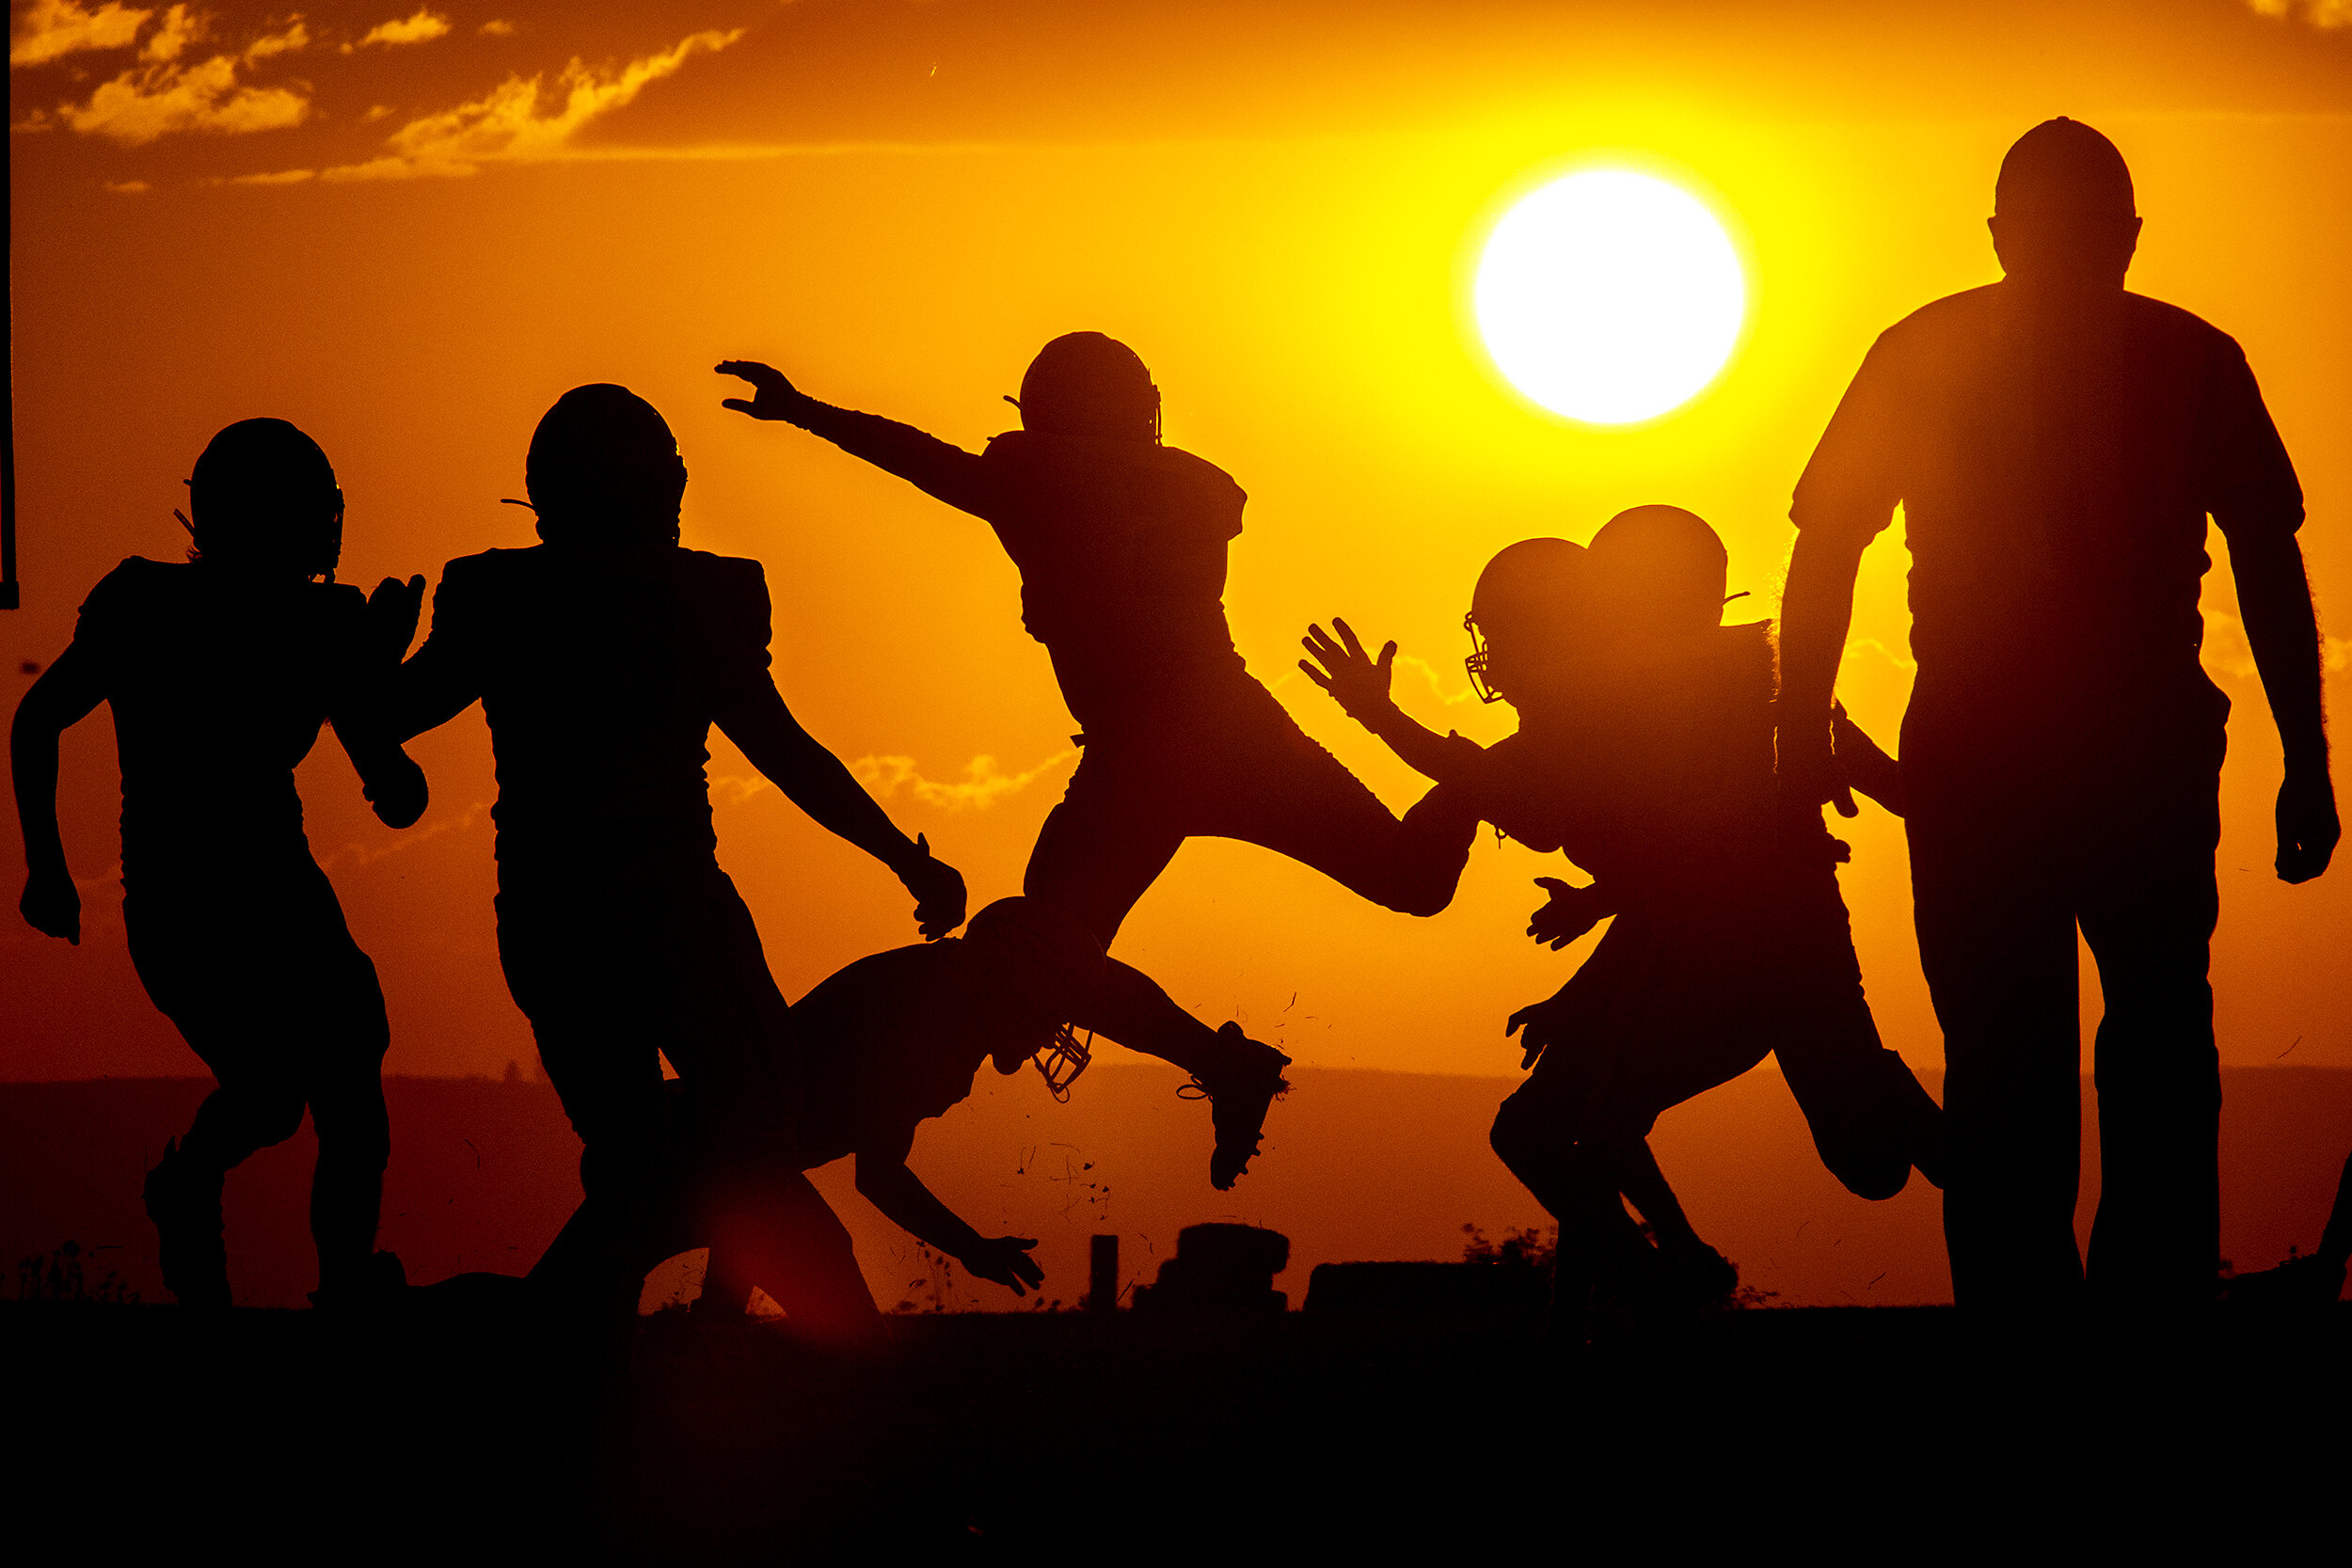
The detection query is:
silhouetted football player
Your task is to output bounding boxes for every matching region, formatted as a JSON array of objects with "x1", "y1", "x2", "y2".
[
  {"x1": 389, "y1": 385, "x2": 967, "y2": 1318},
  {"x1": 719, "y1": 337, "x2": 1475, "y2": 1188},
  {"x1": 12, "y1": 419, "x2": 424, "y2": 1309},
  {"x1": 605, "y1": 896, "x2": 1102, "y2": 1338},
  {"x1": 1304, "y1": 508, "x2": 1943, "y2": 1341}
]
